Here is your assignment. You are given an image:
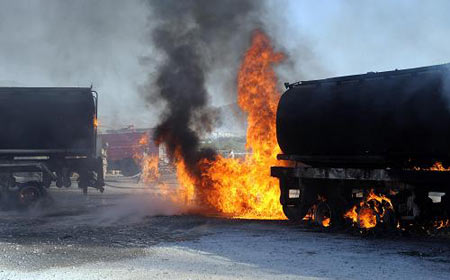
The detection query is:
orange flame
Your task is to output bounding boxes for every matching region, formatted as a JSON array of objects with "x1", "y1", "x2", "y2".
[
  {"x1": 171, "y1": 30, "x2": 286, "y2": 219},
  {"x1": 322, "y1": 217, "x2": 331, "y2": 227},
  {"x1": 344, "y1": 190, "x2": 393, "y2": 229},
  {"x1": 140, "y1": 155, "x2": 159, "y2": 183},
  {"x1": 139, "y1": 134, "x2": 149, "y2": 145},
  {"x1": 434, "y1": 219, "x2": 450, "y2": 229},
  {"x1": 430, "y1": 162, "x2": 450, "y2": 171},
  {"x1": 414, "y1": 161, "x2": 450, "y2": 171},
  {"x1": 302, "y1": 205, "x2": 316, "y2": 222},
  {"x1": 344, "y1": 205, "x2": 358, "y2": 223},
  {"x1": 358, "y1": 207, "x2": 377, "y2": 228},
  {"x1": 367, "y1": 191, "x2": 393, "y2": 210},
  {"x1": 303, "y1": 196, "x2": 331, "y2": 227},
  {"x1": 134, "y1": 133, "x2": 160, "y2": 184},
  {"x1": 174, "y1": 150, "x2": 197, "y2": 206}
]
